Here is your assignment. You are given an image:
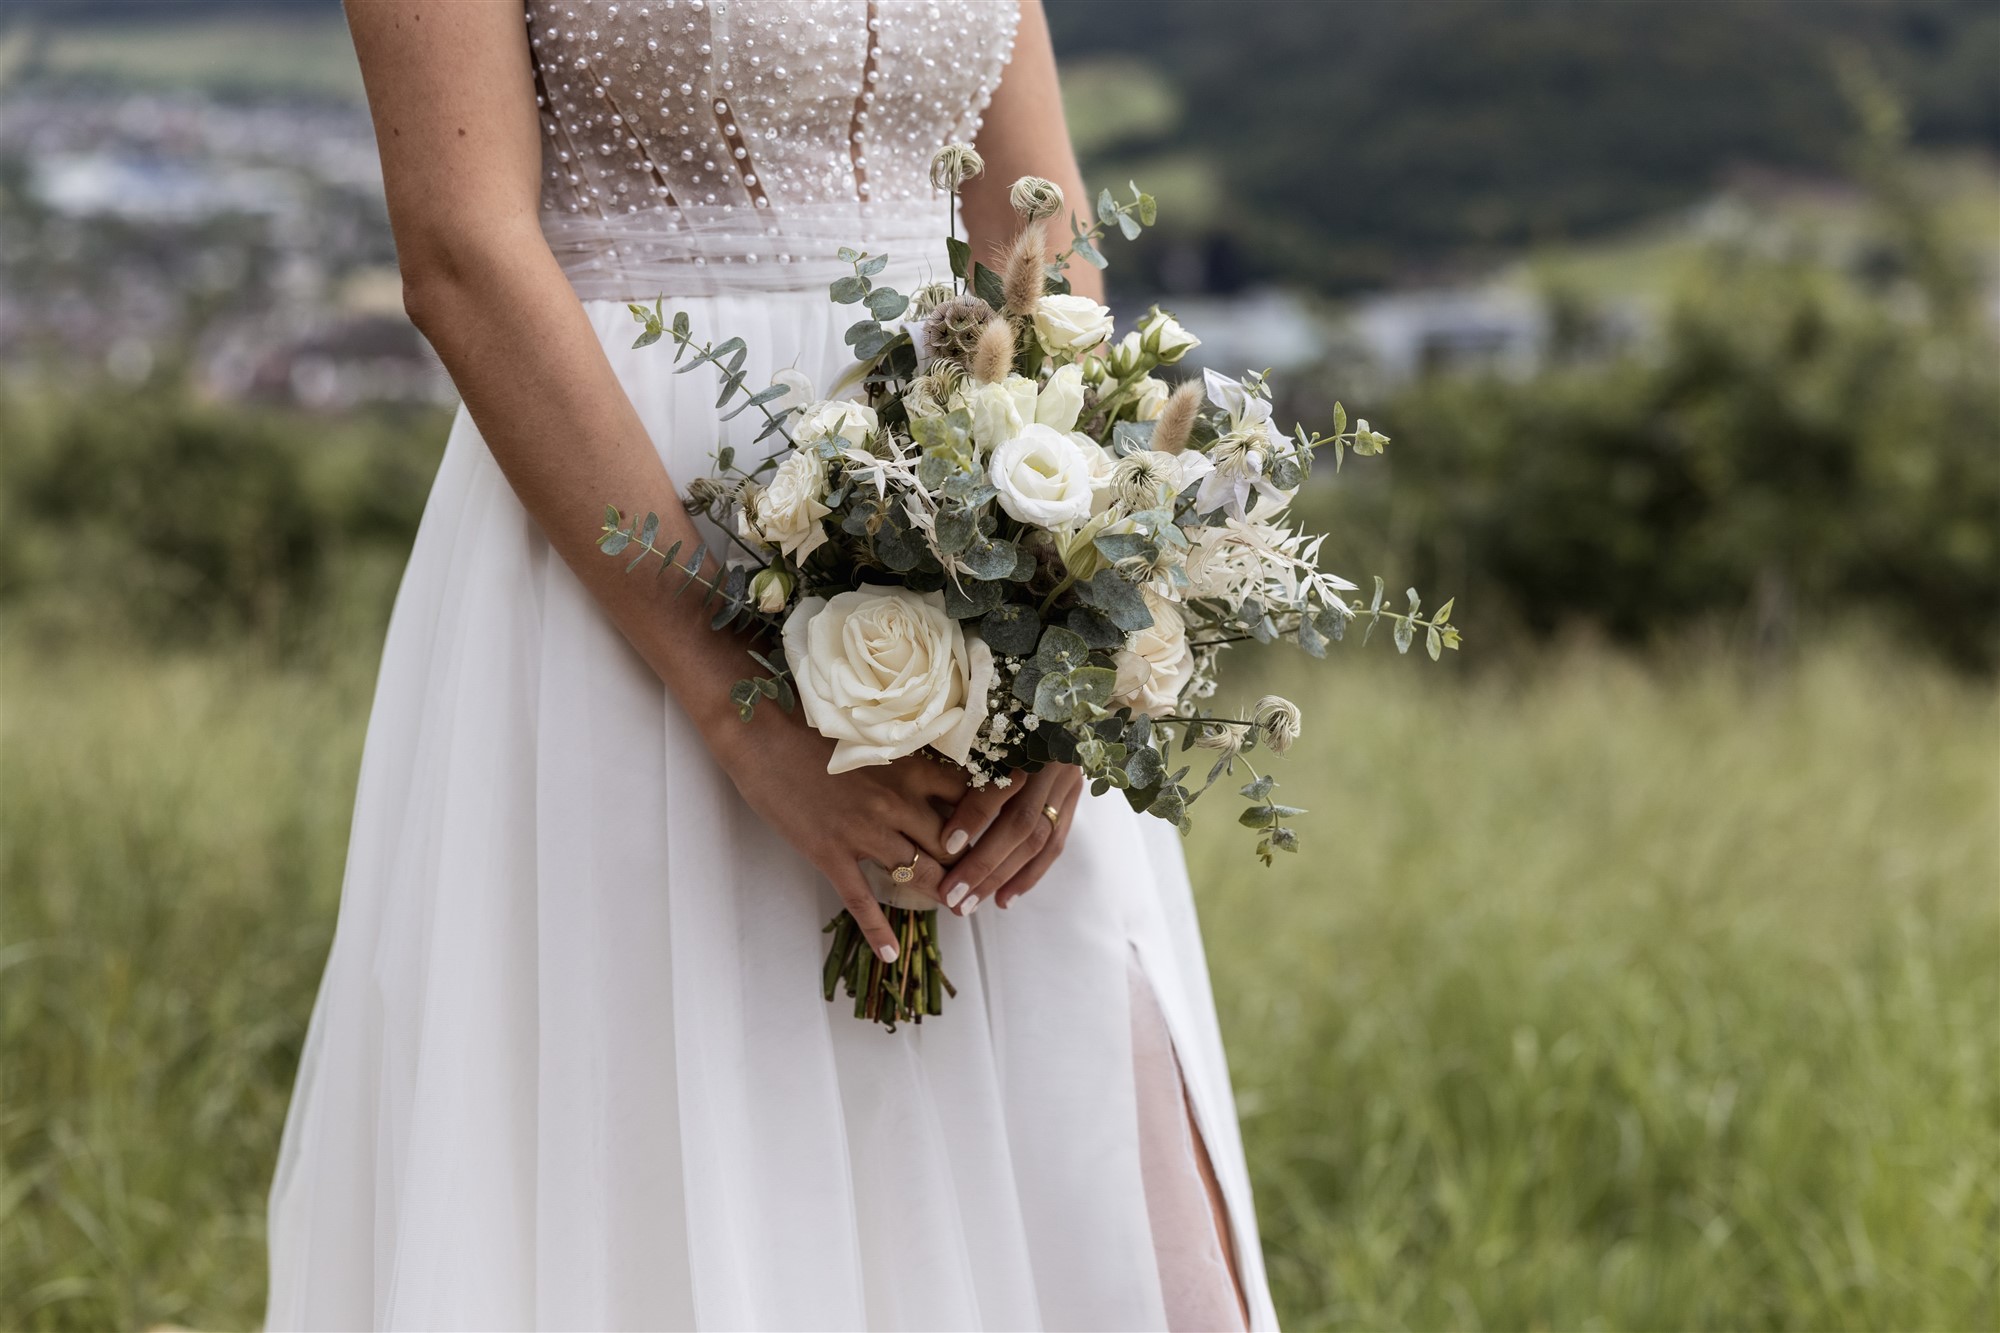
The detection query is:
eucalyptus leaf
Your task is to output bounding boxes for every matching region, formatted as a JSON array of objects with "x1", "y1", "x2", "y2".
[
  {"x1": 1125, "y1": 745, "x2": 1163, "y2": 788},
  {"x1": 932, "y1": 508, "x2": 977, "y2": 554},
  {"x1": 1075, "y1": 568, "x2": 1153, "y2": 632},
  {"x1": 960, "y1": 536, "x2": 1019, "y2": 581},
  {"x1": 829, "y1": 275, "x2": 869, "y2": 304},
  {"x1": 865, "y1": 287, "x2": 909, "y2": 321},
  {"x1": 946, "y1": 235, "x2": 972, "y2": 281},
  {"x1": 1034, "y1": 625, "x2": 1091, "y2": 672},
  {"x1": 978, "y1": 603, "x2": 1042, "y2": 656},
  {"x1": 942, "y1": 577, "x2": 1004, "y2": 619},
  {"x1": 1066, "y1": 606, "x2": 1123, "y2": 649}
]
